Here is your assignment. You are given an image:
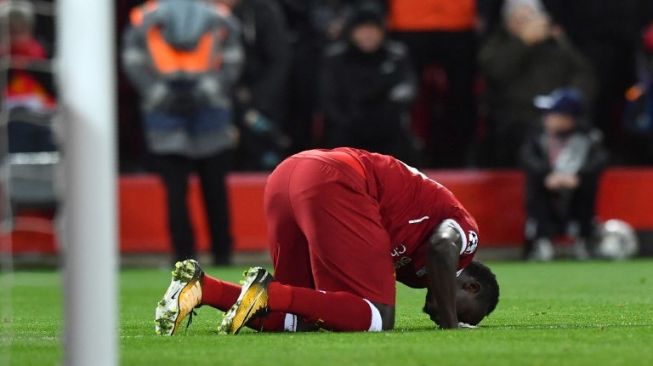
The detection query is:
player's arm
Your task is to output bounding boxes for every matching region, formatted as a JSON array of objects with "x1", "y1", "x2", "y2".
[{"x1": 424, "y1": 221, "x2": 464, "y2": 329}]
